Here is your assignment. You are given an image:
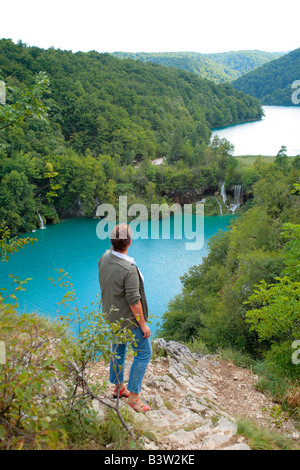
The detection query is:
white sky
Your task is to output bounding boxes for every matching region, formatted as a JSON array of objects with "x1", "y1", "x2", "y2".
[{"x1": 1, "y1": 0, "x2": 299, "y2": 54}]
